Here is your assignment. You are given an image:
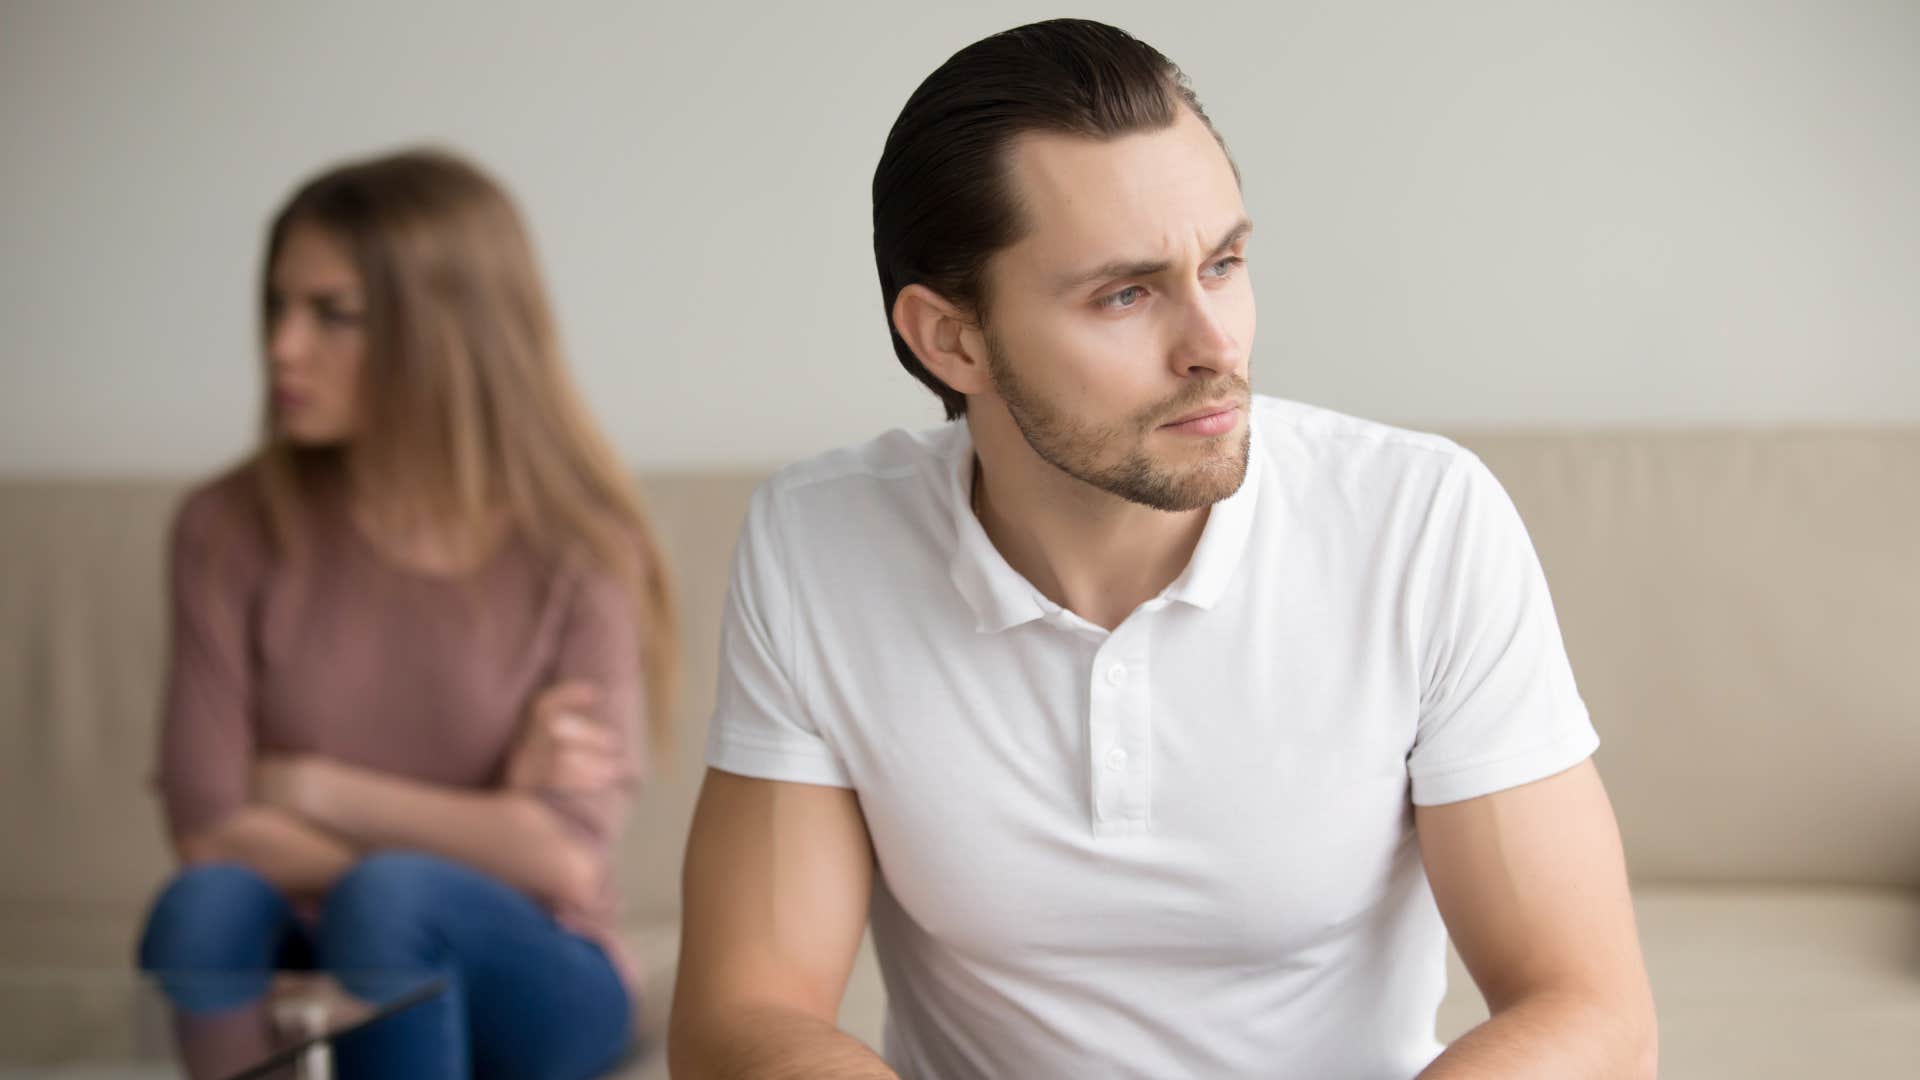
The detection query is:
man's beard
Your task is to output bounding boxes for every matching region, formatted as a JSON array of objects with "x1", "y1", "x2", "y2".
[{"x1": 985, "y1": 332, "x2": 1252, "y2": 513}]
